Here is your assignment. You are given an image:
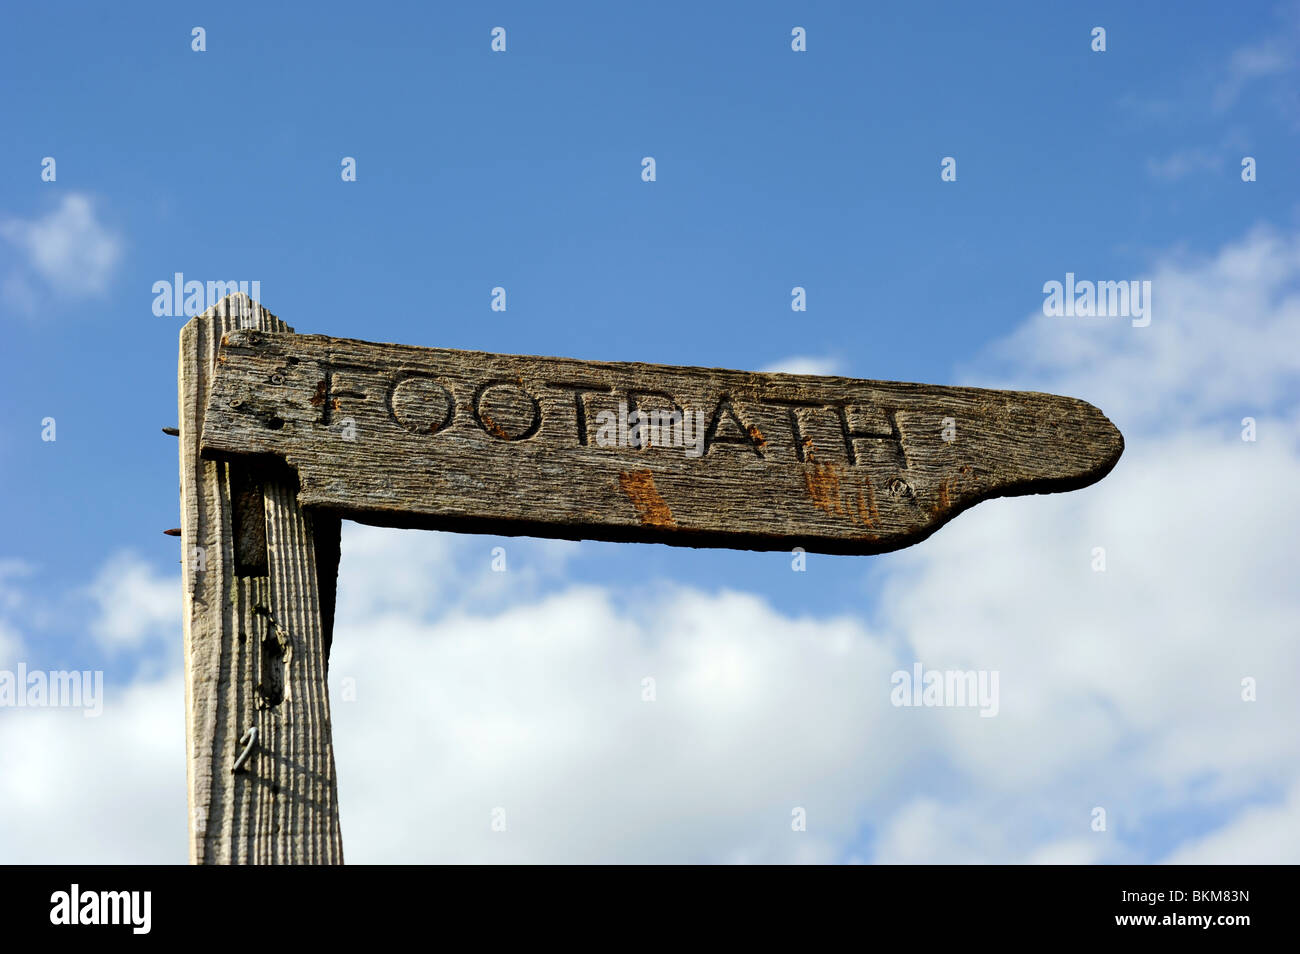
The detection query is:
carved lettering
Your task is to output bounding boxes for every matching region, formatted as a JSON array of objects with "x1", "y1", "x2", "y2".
[
  {"x1": 312, "y1": 363, "x2": 371, "y2": 426},
  {"x1": 760, "y1": 397, "x2": 825, "y2": 462},
  {"x1": 547, "y1": 380, "x2": 612, "y2": 445},
  {"x1": 387, "y1": 372, "x2": 455, "y2": 436},
  {"x1": 627, "y1": 389, "x2": 684, "y2": 449},
  {"x1": 836, "y1": 405, "x2": 908, "y2": 468},
  {"x1": 473, "y1": 381, "x2": 541, "y2": 441},
  {"x1": 704, "y1": 395, "x2": 764, "y2": 458}
]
